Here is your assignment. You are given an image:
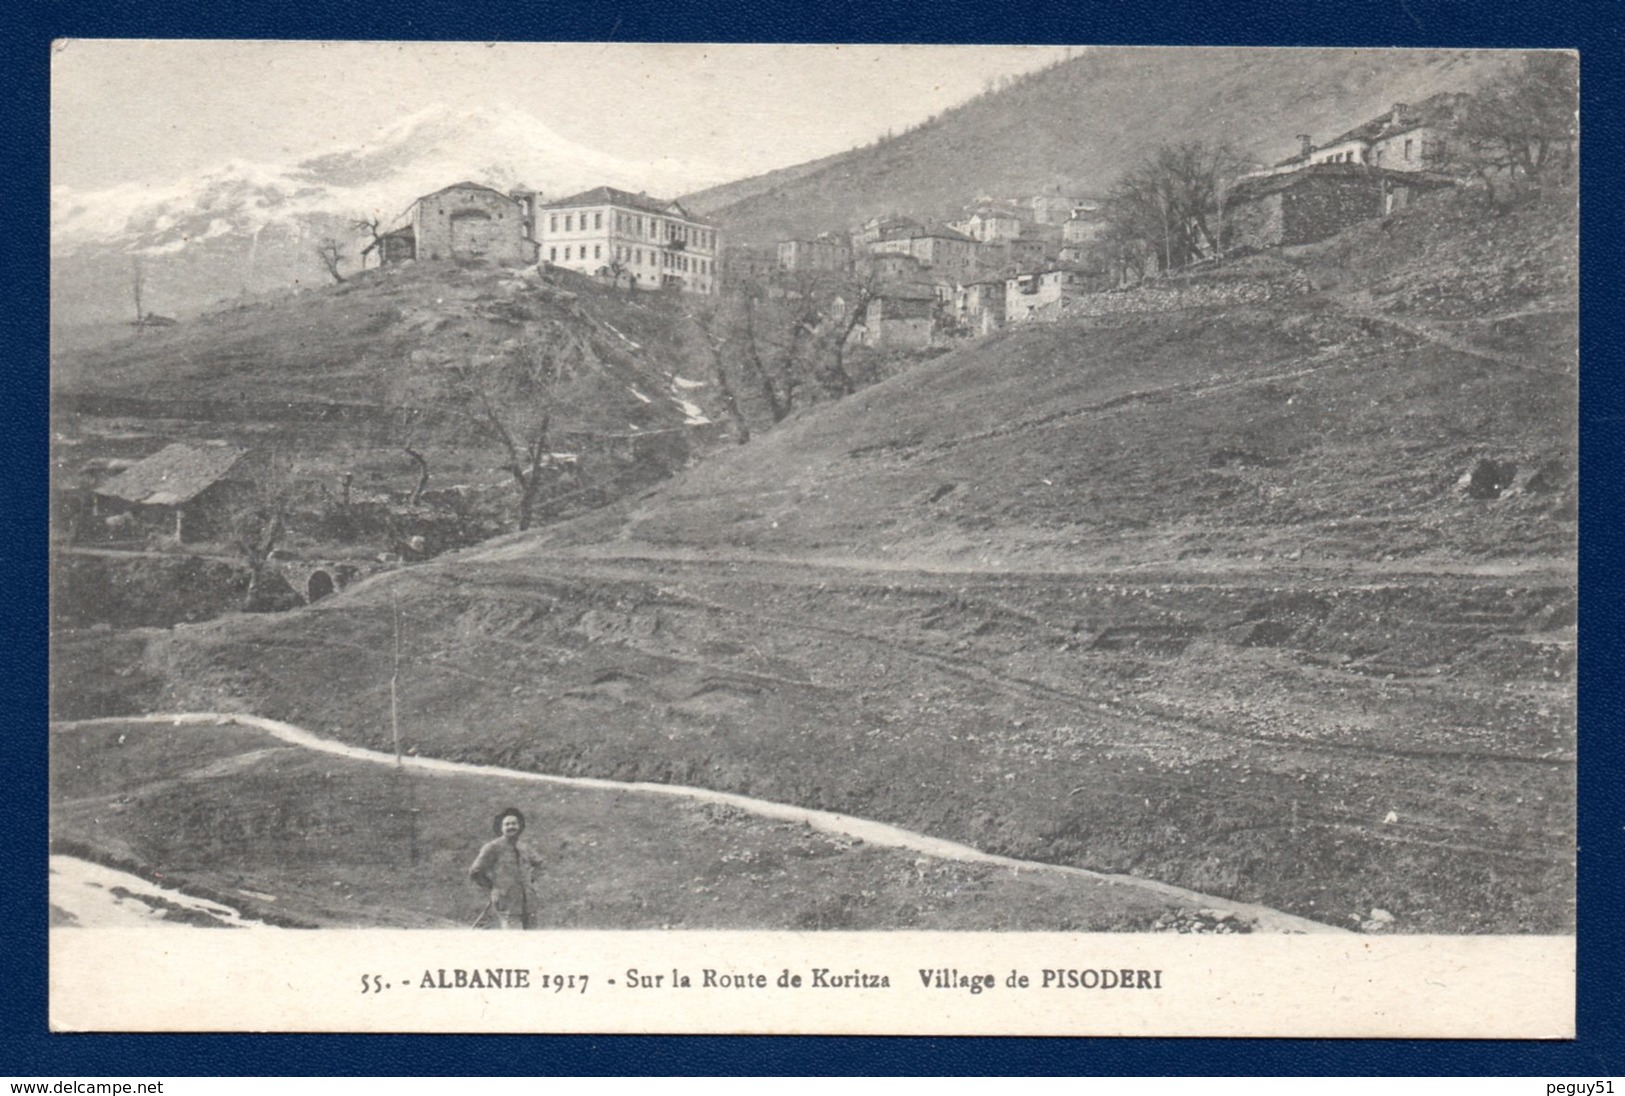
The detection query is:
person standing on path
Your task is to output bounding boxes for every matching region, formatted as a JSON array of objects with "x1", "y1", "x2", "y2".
[{"x1": 469, "y1": 806, "x2": 537, "y2": 929}]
